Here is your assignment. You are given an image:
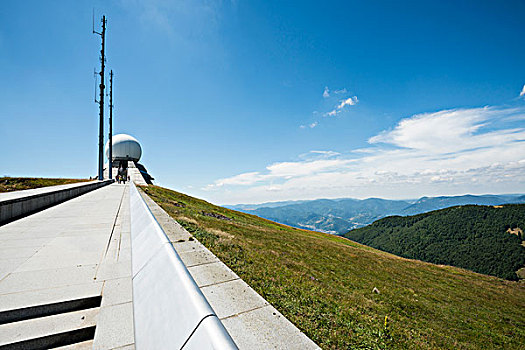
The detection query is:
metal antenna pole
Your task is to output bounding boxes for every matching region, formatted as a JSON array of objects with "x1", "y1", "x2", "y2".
[
  {"x1": 108, "y1": 70, "x2": 113, "y2": 179},
  {"x1": 93, "y1": 16, "x2": 106, "y2": 180}
]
